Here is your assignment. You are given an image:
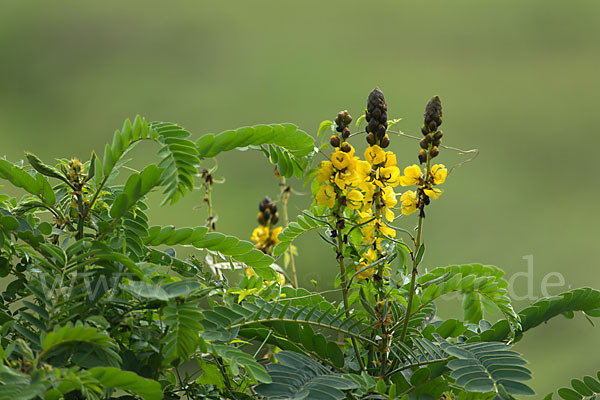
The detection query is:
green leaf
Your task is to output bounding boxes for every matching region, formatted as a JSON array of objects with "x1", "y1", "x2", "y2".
[
  {"x1": 25, "y1": 152, "x2": 65, "y2": 181},
  {"x1": 436, "y1": 335, "x2": 534, "y2": 397},
  {"x1": 412, "y1": 264, "x2": 520, "y2": 334},
  {"x1": 109, "y1": 193, "x2": 129, "y2": 219},
  {"x1": 273, "y1": 211, "x2": 327, "y2": 257},
  {"x1": 196, "y1": 359, "x2": 225, "y2": 390},
  {"x1": 150, "y1": 121, "x2": 200, "y2": 205},
  {"x1": 125, "y1": 281, "x2": 169, "y2": 301},
  {"x1": 88, "y1": 367, "x2": 162, "y2": 400},
  {"x1": 477, "y1": 287, "x2": 600, "y2": 342},
  {"x1": 548, "y1": 370, "x2": 600, "y2": 400},
  {"x1": 162, "y1": 300, "x2": 204, "y2": 363},
  {"x1": 213, "y1": 344, "x2": 271, "y2": 384},
  {"x1": 42, "y1": 322, "x2": 117, "y2": 354},
  {"x1": 255, "y1": 351, "x2": 359, "y2": 399}
]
